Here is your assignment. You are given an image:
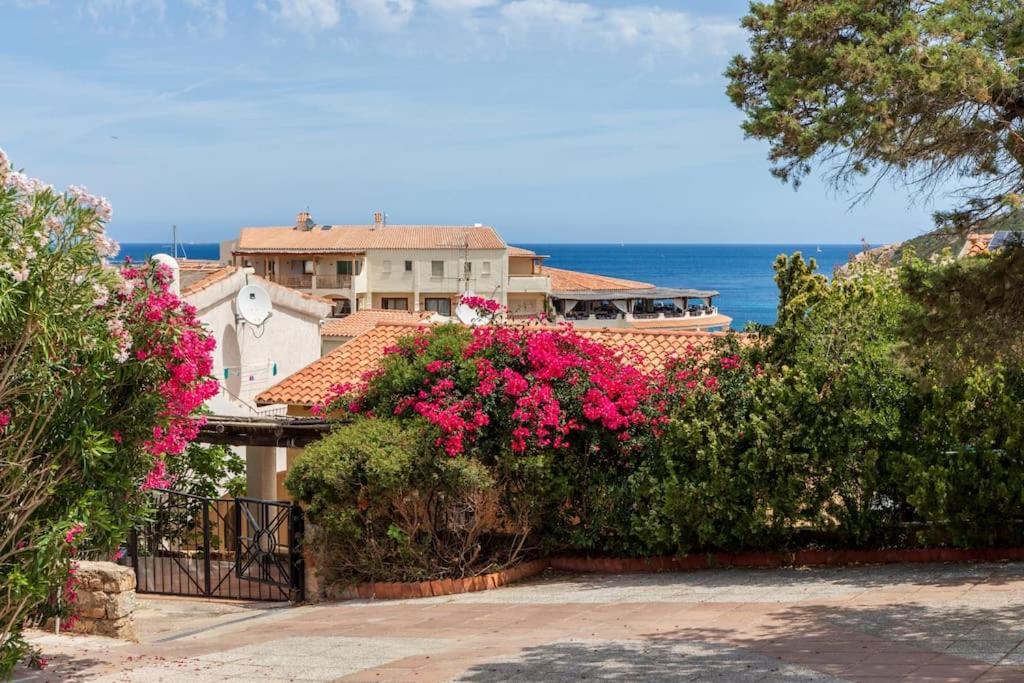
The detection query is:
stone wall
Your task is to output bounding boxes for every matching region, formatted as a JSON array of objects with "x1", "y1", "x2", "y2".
[{"x1": 67, "y1": 561, "x2": 137, "y2": 640}]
